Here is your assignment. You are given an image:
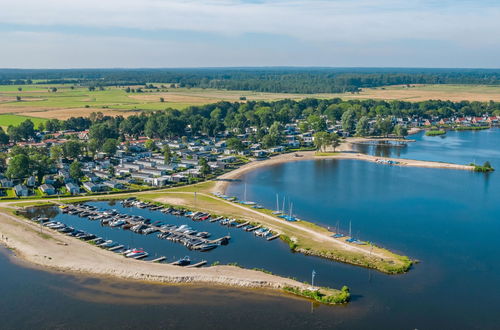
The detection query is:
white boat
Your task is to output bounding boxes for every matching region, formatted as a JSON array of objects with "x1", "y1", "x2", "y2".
[{"x1": 125, "y1": 249, "x2": 147, "y2": 258}]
